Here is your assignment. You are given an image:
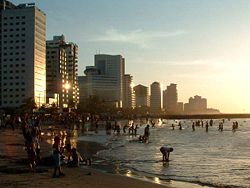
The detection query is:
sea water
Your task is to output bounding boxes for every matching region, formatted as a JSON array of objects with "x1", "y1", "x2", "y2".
[{"x1": 78, "y1": 119, "x2": 250, "y2": 187}]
